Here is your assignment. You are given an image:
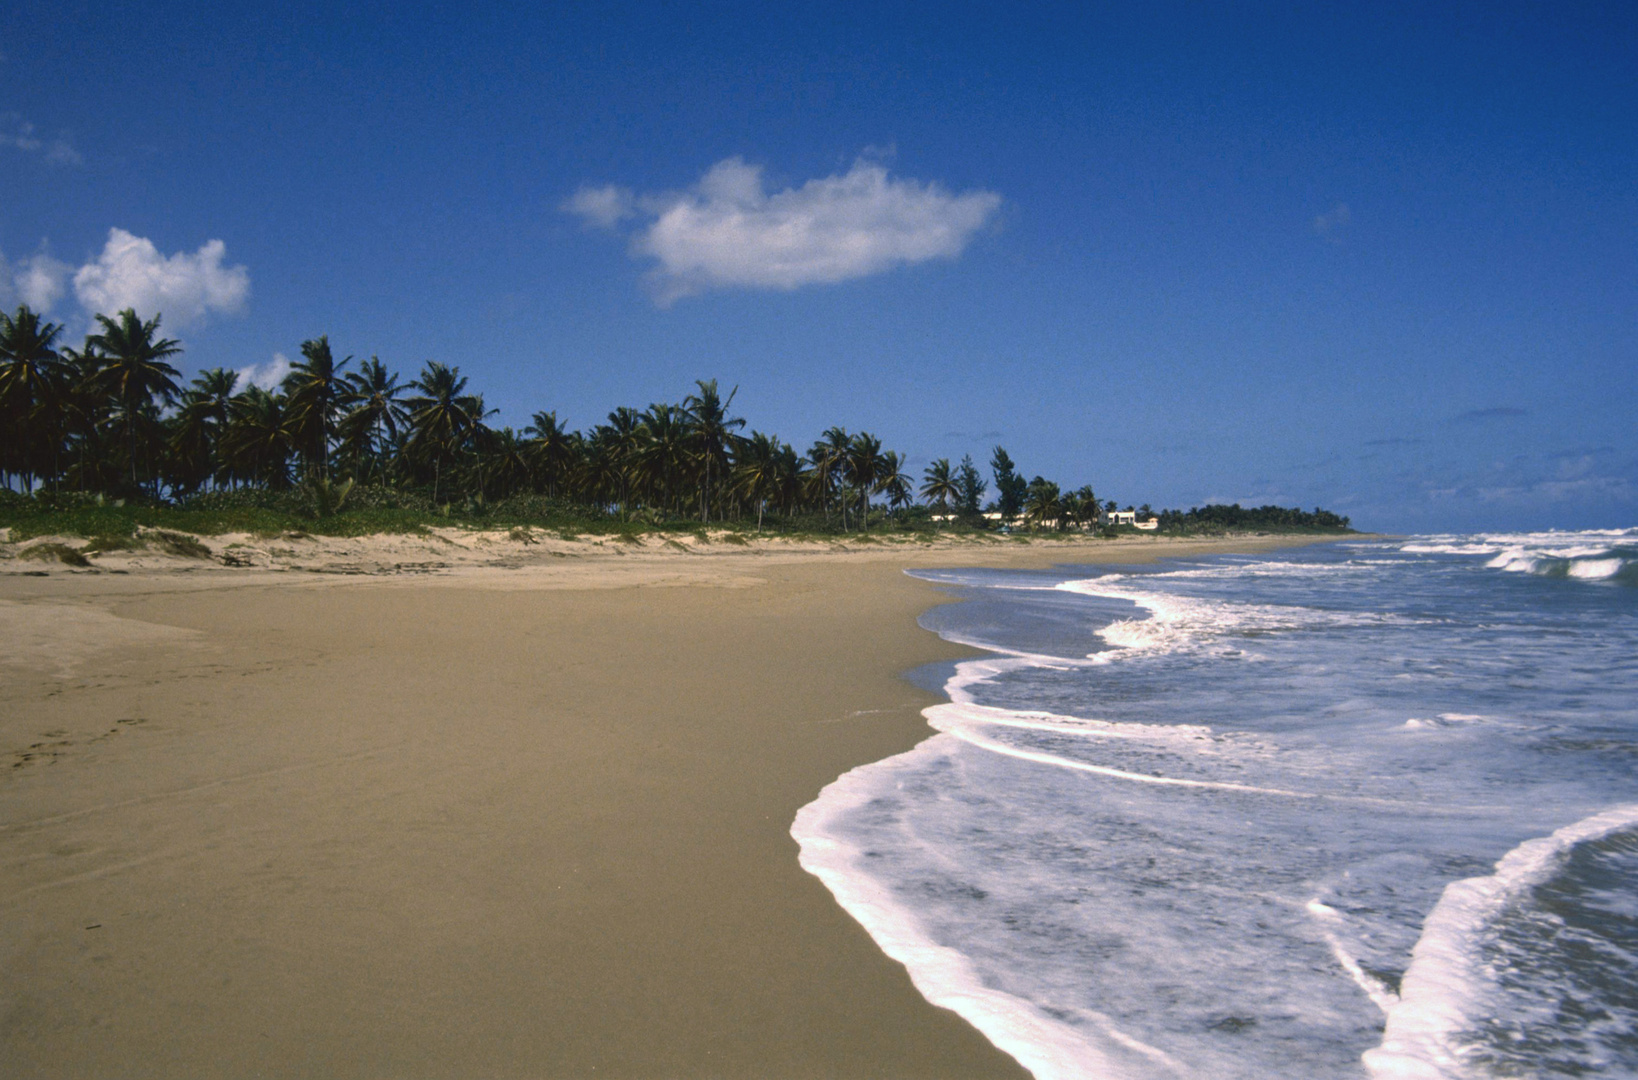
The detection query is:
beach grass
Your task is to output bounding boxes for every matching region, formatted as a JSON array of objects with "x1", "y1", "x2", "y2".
[{"x1": 0, "y1": 497, "x2": 1352, "y2": 548}]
